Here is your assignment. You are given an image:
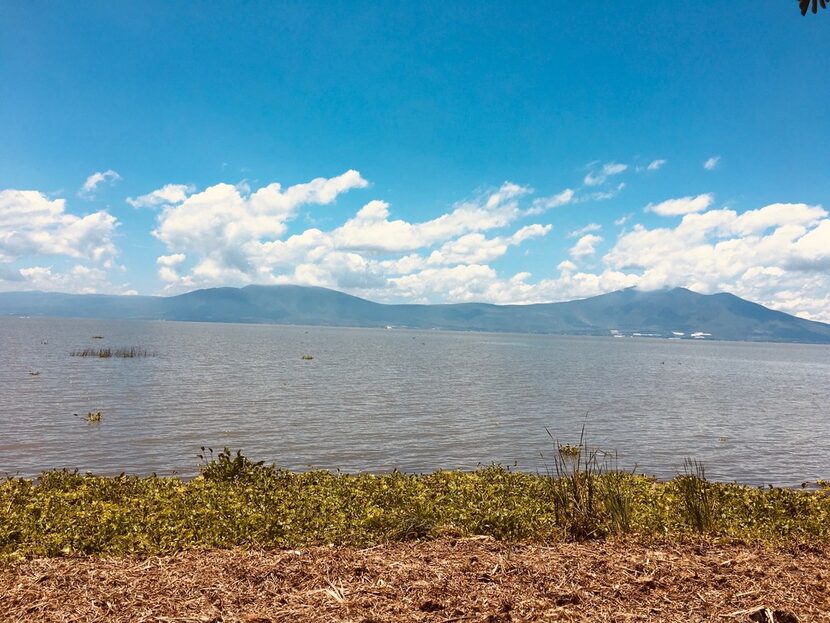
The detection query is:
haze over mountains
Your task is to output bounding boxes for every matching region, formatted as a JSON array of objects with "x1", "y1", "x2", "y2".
[{"x1": 1, "y1": 285, "x2": 829, "y2": 344}]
